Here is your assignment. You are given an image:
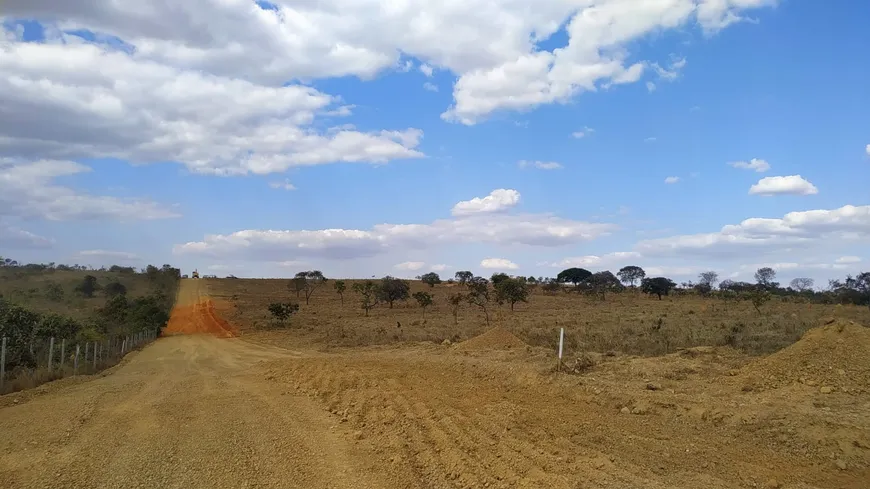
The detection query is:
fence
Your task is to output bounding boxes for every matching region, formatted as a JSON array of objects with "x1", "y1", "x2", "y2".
[{"x1": 0, "y1": 329, "x2": 159, "y2": 395}]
